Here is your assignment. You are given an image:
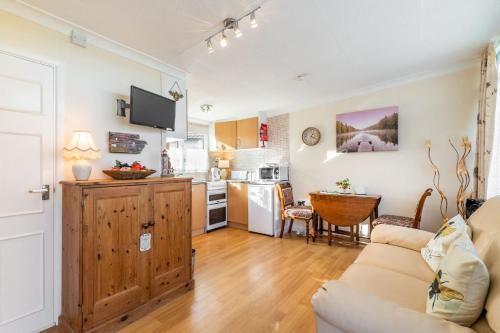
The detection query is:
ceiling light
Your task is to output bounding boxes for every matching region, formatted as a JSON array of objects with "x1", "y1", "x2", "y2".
[
  {"x1": 220, "y1": 31, "x2": 228, "y2": 47},
  {"x1": 207, "y1": 39, "x2": 214, "y2": 53},
  {"x1": 234, "y1": 22, "x2": 243, "y2": 38},
  {"x1": 250, "y1": 12, "x2": 258, "y2": 28}
]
